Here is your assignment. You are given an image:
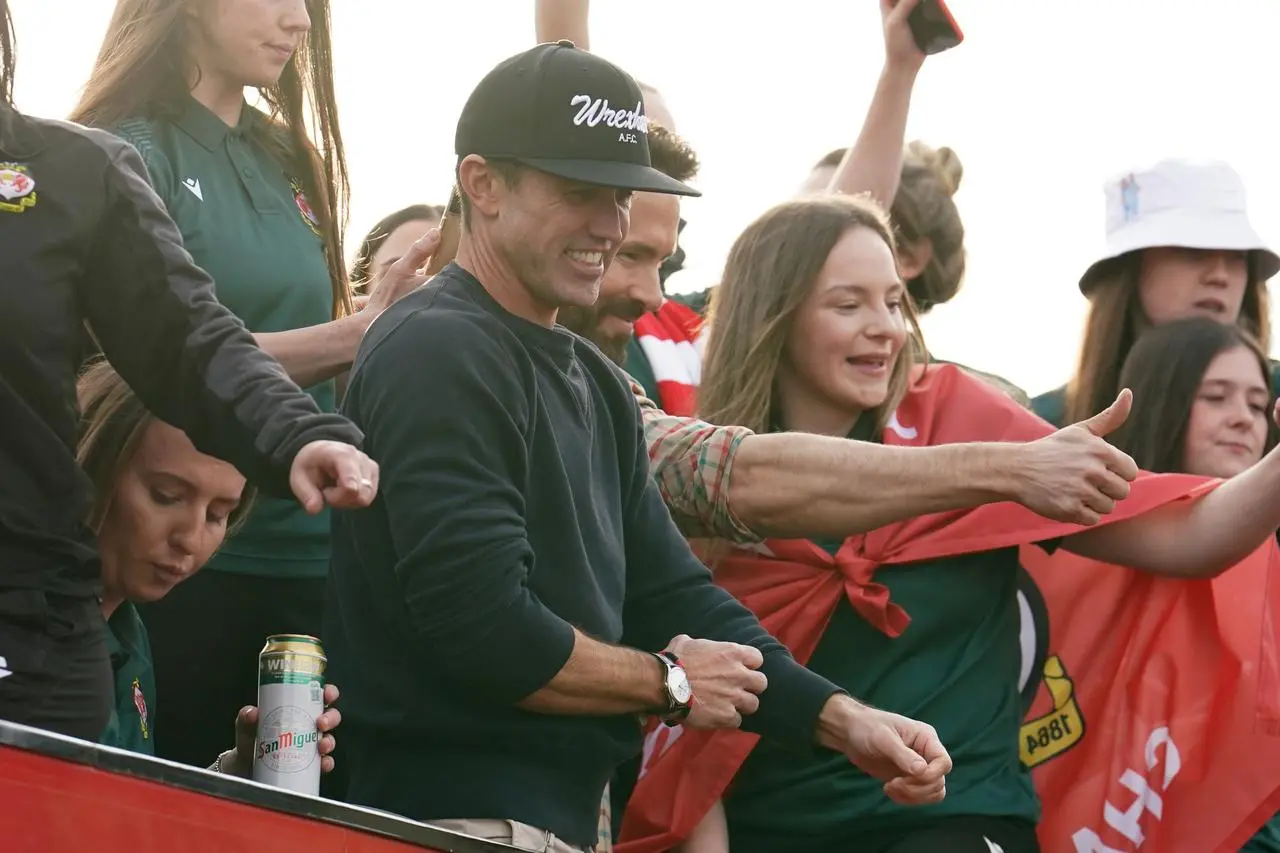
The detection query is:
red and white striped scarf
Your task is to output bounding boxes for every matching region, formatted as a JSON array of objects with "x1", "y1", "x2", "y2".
[{"x1": 633, "y1": 299, "x2": 706, "y2": 418}]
